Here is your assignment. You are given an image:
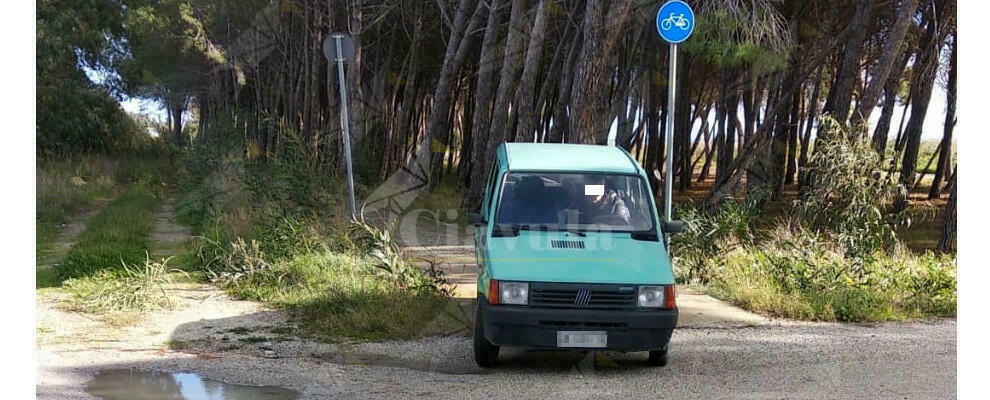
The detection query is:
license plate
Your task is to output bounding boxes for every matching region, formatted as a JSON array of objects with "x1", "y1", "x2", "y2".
[{"x1": 556, "y1": 331, "x2": 607, "y2": 348}]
